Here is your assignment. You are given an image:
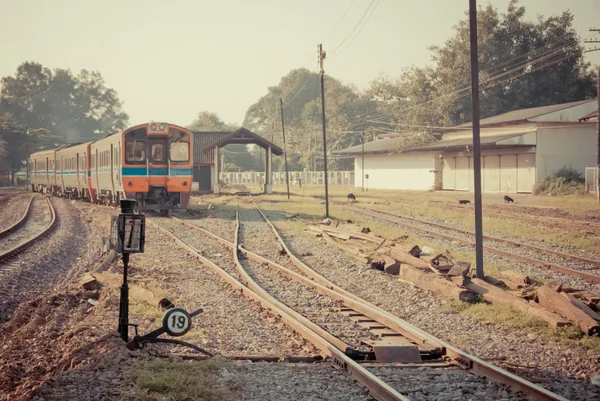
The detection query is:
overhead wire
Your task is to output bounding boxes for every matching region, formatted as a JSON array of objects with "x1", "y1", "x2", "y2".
[
  {"x1": 331, "y1": 0, "x2": 380, "y2": 57},
  {"x1": 323, "y1": 0, "x2": 356, "y2": 43},
  {"x1": 346, "y1": 45, "x2": 583, "y2": 130},
  {"x1": 338, "y1": 39, "x2": 582, "y2": 131},
  {"x1": 328, "y1": 0, "x2": 375, "y2": 55}
]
